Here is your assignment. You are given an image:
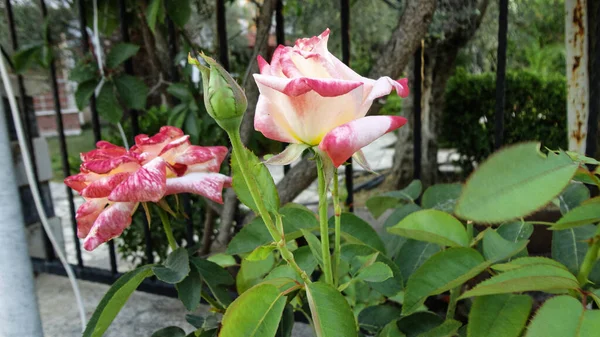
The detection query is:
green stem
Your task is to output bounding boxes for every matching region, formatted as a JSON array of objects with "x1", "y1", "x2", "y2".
[
  {"x1": 332, "y1": 169, "x2": 342, "y2": 287},
  {"x1": 446, "y1": 285, "x2": 461, "y2": 320},
  {"x1": 227, "y1": 131, "x2": 310, "y2": 284},
  {"x1": 201, "y1": 290, "x2": 225, "y2": 312},
  {"x1": 316, "y1": 155, "x2": 334, "y2": 285},
  {"x1": 577, "y1": 237, "x2": 600, "y2": 286},
  {"x1": 157, "y1": 207, "x2": 178, "y2": 251}
]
